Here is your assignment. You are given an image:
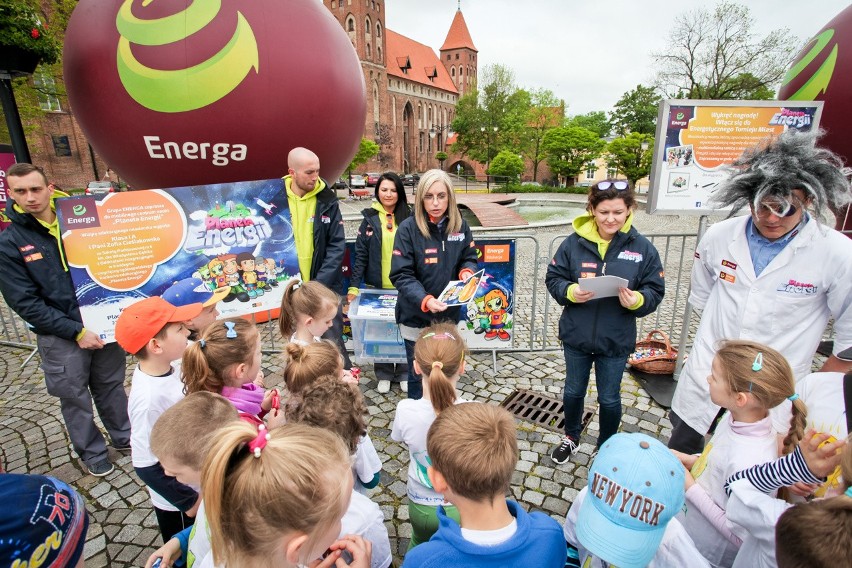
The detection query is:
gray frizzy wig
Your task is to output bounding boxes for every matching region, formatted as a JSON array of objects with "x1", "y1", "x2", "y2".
[{"x1": 711, "y1": 128, "x2": 852, "y2": 224}]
